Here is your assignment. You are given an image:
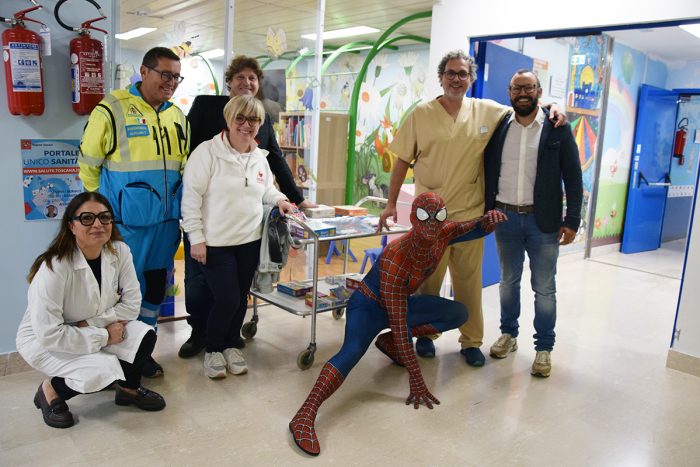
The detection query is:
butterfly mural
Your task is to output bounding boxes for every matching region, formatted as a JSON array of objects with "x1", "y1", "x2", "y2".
[{"x1": 266, "y1": 28, "x2": 287, "y2": 59}]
